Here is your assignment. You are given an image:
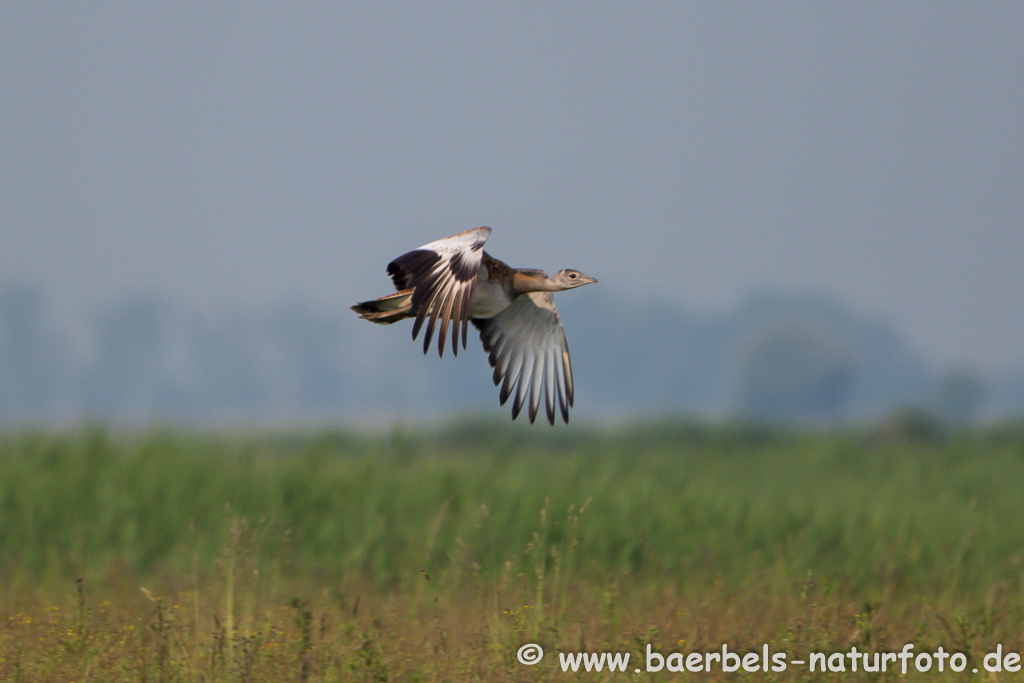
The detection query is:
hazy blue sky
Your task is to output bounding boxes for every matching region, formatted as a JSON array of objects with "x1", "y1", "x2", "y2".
[{"x1": 2, "y1": 4, "x2": 1021, "y2": 372}]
